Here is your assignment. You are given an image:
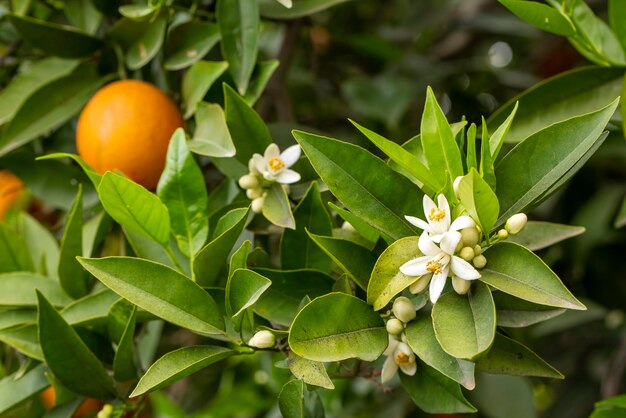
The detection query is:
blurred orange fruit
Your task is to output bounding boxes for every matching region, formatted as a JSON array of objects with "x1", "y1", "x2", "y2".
[
  {"x1": 0, "y1": 170, "x2": 23, "y2": 220},
  {"x1": 41, "y1": 387, "x2": 104, "y2": 417},
  {"x1": 76, "y1": 79, "x2": 185, "y2": 190}
]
